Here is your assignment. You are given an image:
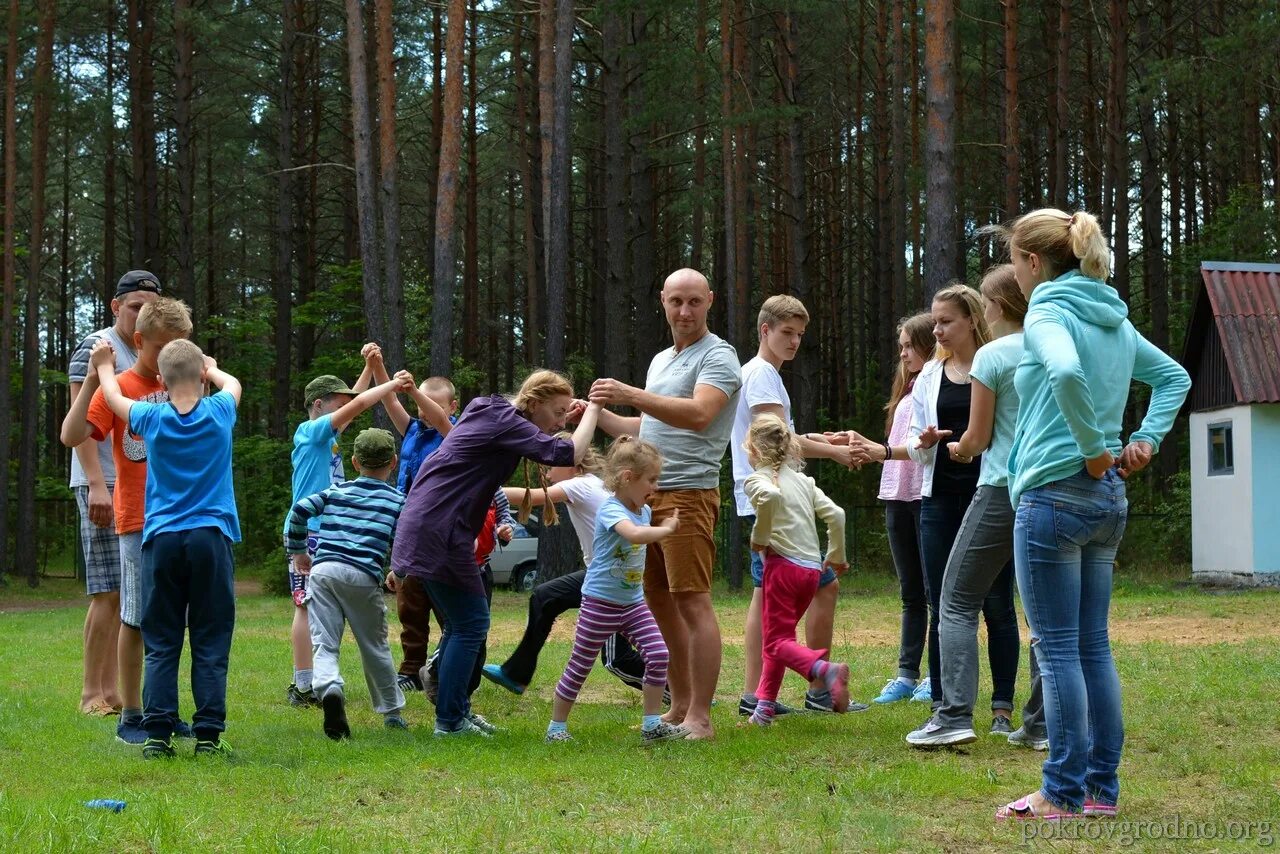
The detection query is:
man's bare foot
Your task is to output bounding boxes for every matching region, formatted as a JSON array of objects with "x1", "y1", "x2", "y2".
[
  {"x1": 661, "y1": 710, "x2": 685, "y2": 726},
  {"x1": 681, "y1": 723, "x2": 715, "y2": 740}
]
